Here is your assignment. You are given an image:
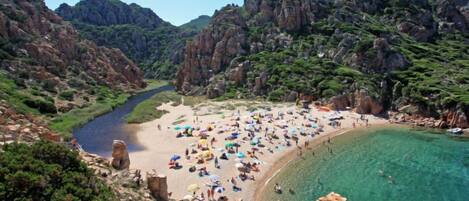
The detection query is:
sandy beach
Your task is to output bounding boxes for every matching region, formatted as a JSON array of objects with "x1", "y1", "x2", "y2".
[{"x1": 127, "y1": 100, "x2": 388, "y2": 201}]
